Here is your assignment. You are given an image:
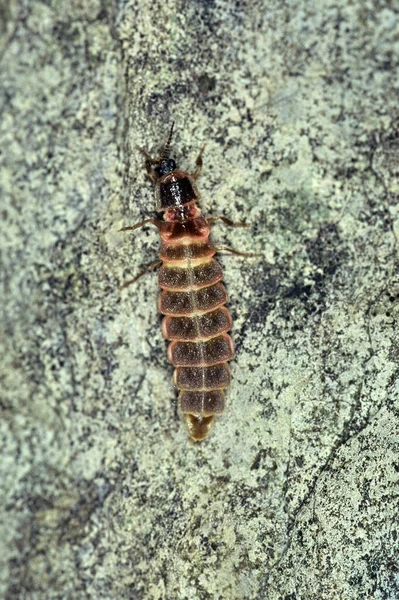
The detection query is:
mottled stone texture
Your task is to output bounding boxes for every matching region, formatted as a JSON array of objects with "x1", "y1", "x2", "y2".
[{"x1": 1, "y1": 1, "x2": 398, "y2": 598}]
